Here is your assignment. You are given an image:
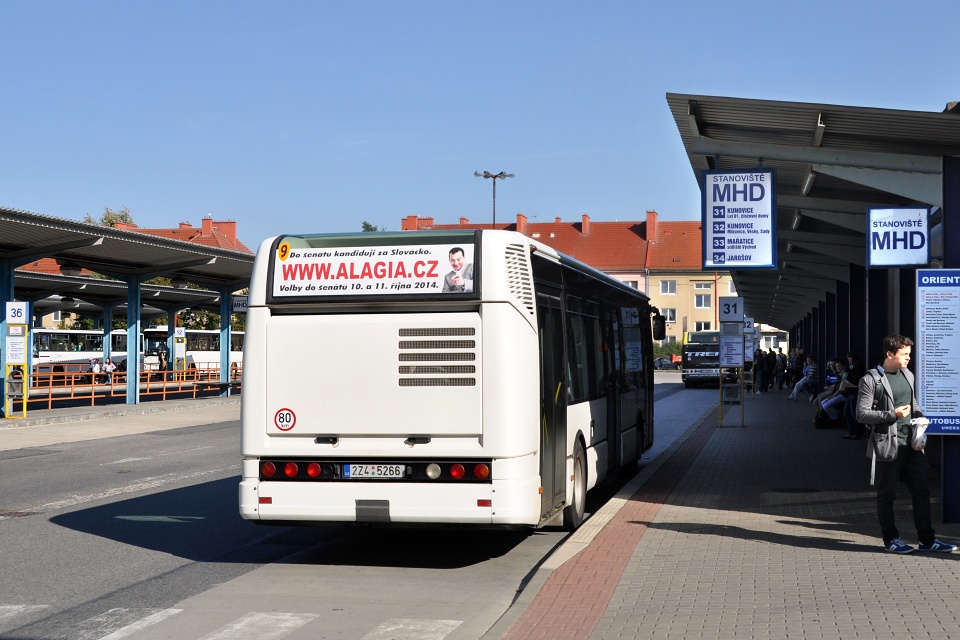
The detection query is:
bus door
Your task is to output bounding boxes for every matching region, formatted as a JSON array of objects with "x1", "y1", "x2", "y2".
[
  {"x1": 537, "y1": 291, "x2": 567, "y2": 523},
  {"x1": 603, "y1": 309, "x2": 622, "y2": 475}
]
